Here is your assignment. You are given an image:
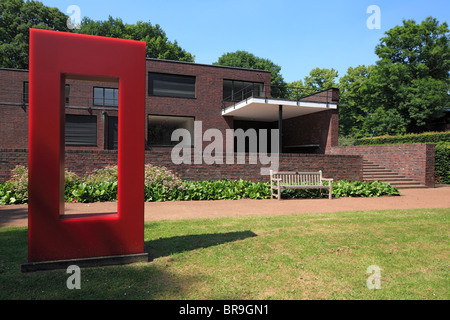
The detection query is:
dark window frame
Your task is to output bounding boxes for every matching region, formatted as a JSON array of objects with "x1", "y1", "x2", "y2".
[
  {"x1": 105, "y1": 115, "x2": 118, "y2": 150},
  {"x1": 148, "y1": 72, "x2": 196, "y2": 99},
  {"x1": 65, "y1": 114, "x2": 98, "y2": 146},
  {"x1": 23, "y1": 81, "x2": 70, "y2": 105},
  {"x1": 23, "y1": 81, "x2": 28, "y2": 104},
  {"x1": 93, "y1": 86, "x2": 119, "y2": 107},
  {"x1": 148, "y1": 114, "x2": 195, "y2": 147},
  {"x1": 223, "y1": 79, "x2": 264, "y2": 101}
]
